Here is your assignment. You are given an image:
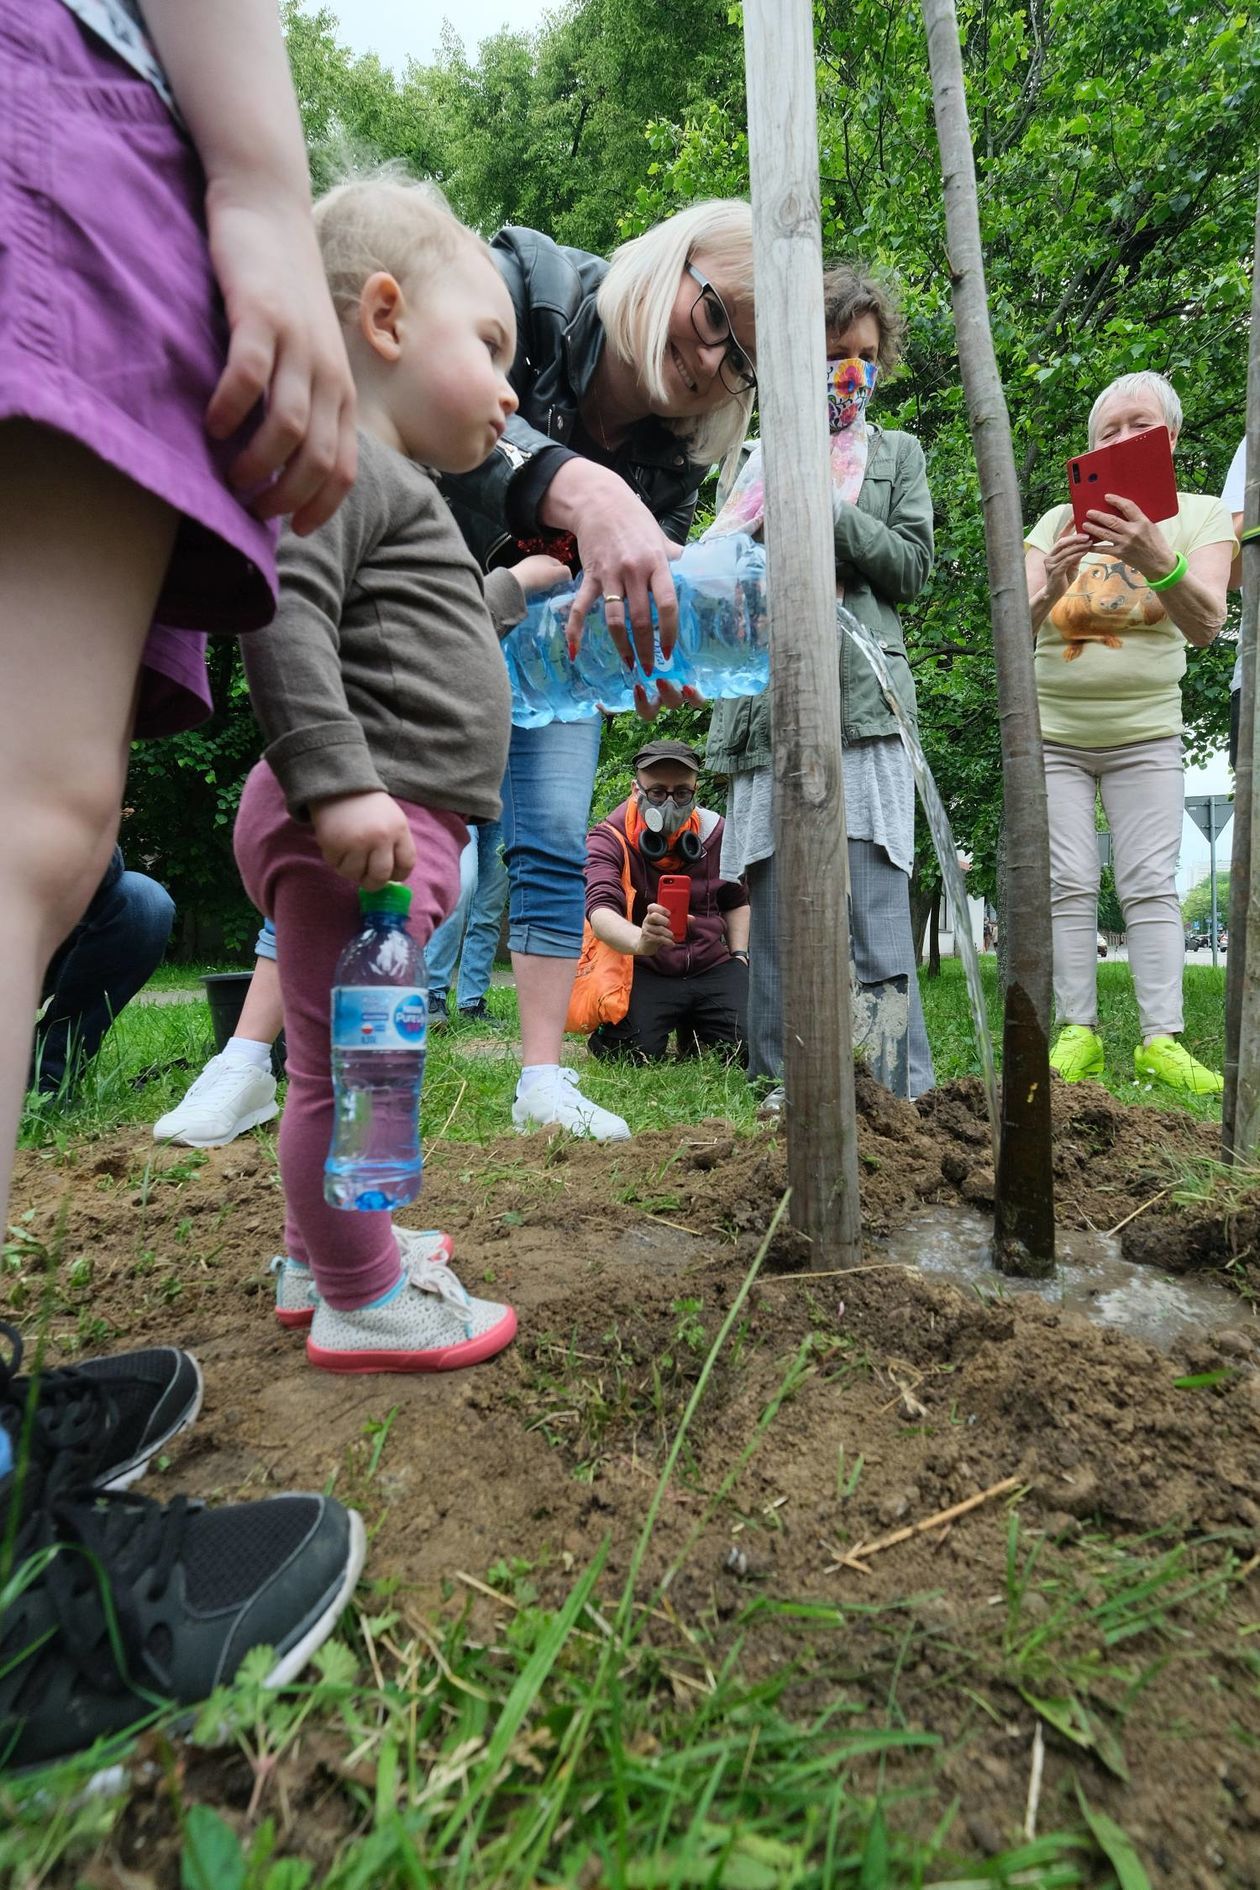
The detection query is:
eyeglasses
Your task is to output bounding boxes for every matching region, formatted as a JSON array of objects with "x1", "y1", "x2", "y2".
[
  {"x1": 638, "y1": 783, "x2": 696, "y2": 807},
  {"x1": 685, "y1": 264, "x2": 757, "y2": 396}
]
